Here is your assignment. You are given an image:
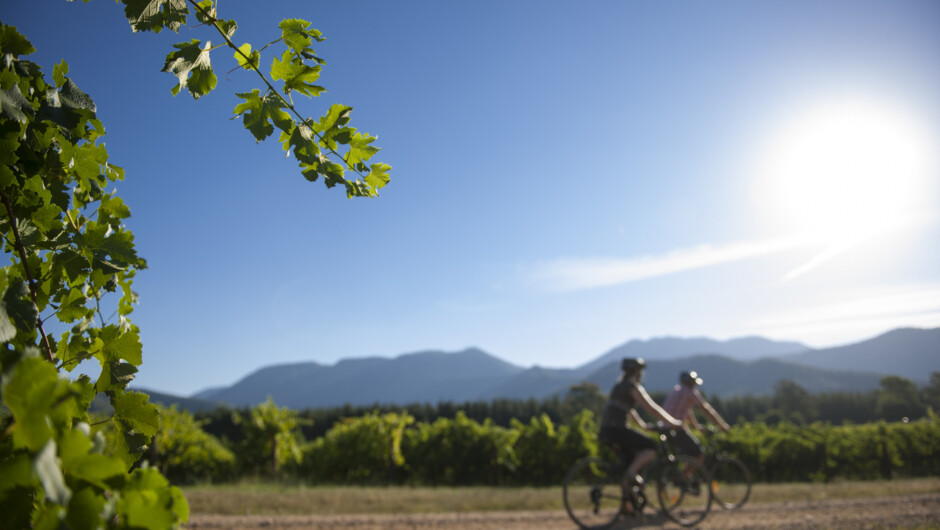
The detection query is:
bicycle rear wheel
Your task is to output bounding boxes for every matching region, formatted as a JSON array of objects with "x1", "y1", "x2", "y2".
[
  {"x1": 563, "y1": 457, "x2": 625, "y2": 529},
  {"x1": 710, "y1": 455, "x2": 751, "y2": 510},
  {"x1": 654, "y1": 455, "x2": 712, "y2": 527}
]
